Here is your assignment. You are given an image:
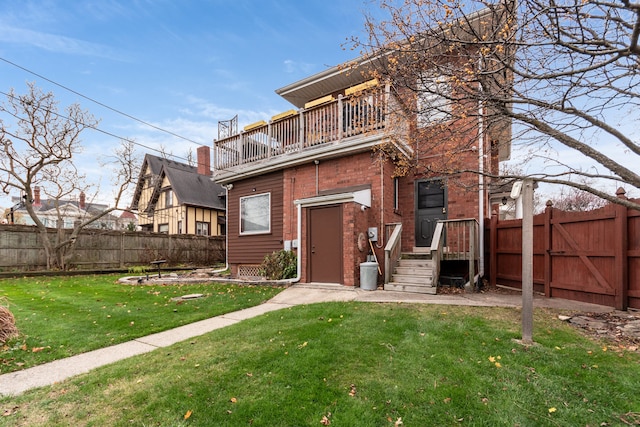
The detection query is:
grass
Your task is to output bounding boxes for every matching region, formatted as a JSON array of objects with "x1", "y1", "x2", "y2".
[
  {"x1": 1, "y1": 302, "x2": 639, "y2": 426},
  {"x1": 0, "y1": 274, "x2": 284, "y2": 373}
]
